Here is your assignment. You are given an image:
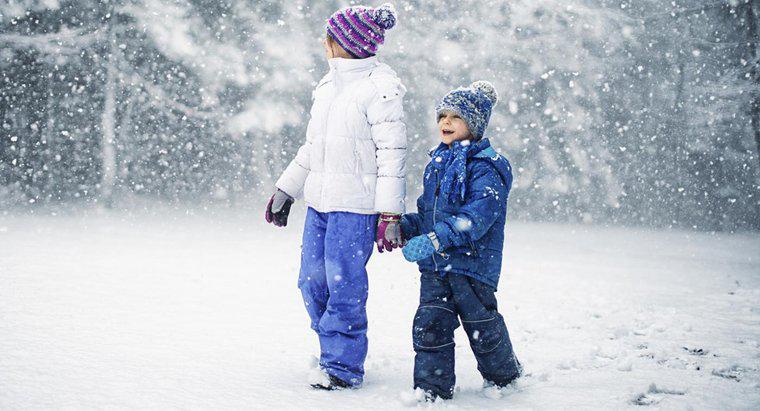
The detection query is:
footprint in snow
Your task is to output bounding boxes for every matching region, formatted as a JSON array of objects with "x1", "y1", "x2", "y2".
[
  {"x1": 682, "y1": 346, "x2": 708, "y2": 356},
  {"x1": 630, "y1": 383, "x2": 686, "y2": 406},
  {"x1": 711, "y1": 365, "x2": 744, "y2": 382}
]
